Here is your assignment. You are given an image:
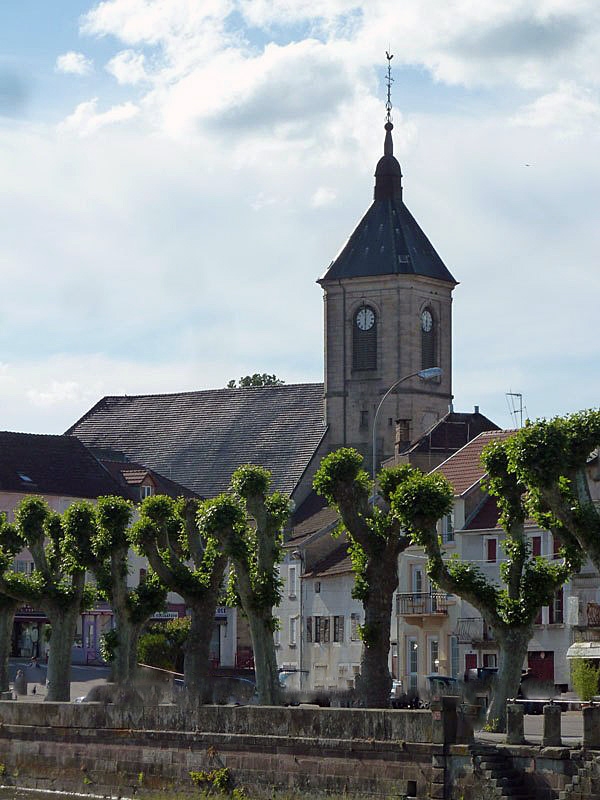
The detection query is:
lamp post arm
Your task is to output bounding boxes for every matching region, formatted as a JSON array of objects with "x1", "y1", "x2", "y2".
[{"x1": 372, "y1": 371, "x2": 421, "y2": 483}]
